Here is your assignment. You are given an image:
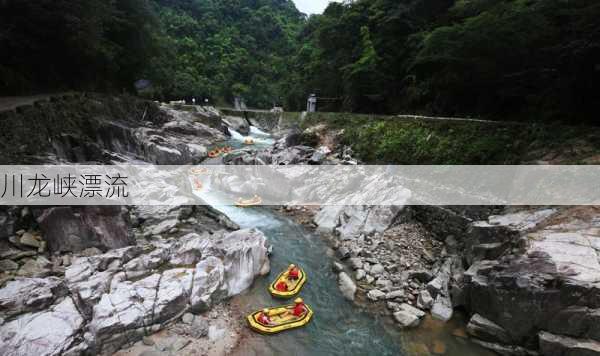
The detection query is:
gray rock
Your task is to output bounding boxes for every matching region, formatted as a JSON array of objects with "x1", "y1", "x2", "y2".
[
  {"x1": 431, "y1": 294, "x2": 453, "y2": 322},
  {"x1": 314, "y1": 206, "x2": 344, "y2": 234},
  {"x1": 213, "y1": 229, "x2": 270, "y2": 295},
  {"x1": 79, "y1": 247, "x2": 103, "y2": 257},
  {"x1": 19, "y1": 232, "x2": 42, "y2": 249},
  {"x1": 450, "y1": 284, "x2": 465, "y2": 308},
  {"x1": 539, "y1": 331, "x2": 600, "y2": 356},
  {"x1": 191, "y1": 257, "x2": 225, "y2": 312},
  {"x1": 467, "y1": 314, "x2": 511, "y2": 344},
  {"x1": 386, "y1": 290, "x2": 405, "y2": 300},
  {"x1": 338, "y1": 272, "x2": 357, "y2": 301},
  {"x1": 16, "y1": 256, "x2": 51, "y2": 278},
  {"x1": 370, "y1": 264, "x2": 385, "y2": 276},
  {"x1": 348, "y1": 257, "x2": 363, "y2": 270},
  {"x1": 182, "y1": 313, "x2": 195, "y2": 325},
  {"x1": 375, "y1": 278, "x2": 393, "y2": 291},
  {"x1": 409, "y1": 270, "x2": 434, "y2": 283},
  {"x1": 471, "y1": 339, "x2": 537, "y2": 356},
  {"x1": 37, "y1": 206, "x2": 134, "y2": 253},
  {"x1": 367, "y1": 289, "x2": 386, "y2": 301},
  {"x1": 355, "y1": 269, "x2": 365, "y2": 281},
  {"x1": 124, "y1": 247, "x2": 170, "y2": 273},
  {"x1": 62, "y1": 341, "x2": 89, "y2": 356},
  {"x1": 399, "y1": 303, "x2": 426, "y2": 319},
  {"x1": 67, "y1": 270, "x2": 115, "y2": 316},
  {"x1": 314, "y1": 206, "x2": 404, "y2": 240},
  {"x1": 337, "y1": 246, "x2": 351, "y2": 259},
  {"x1": 332, "y1": 262, "x2": 344, "y2": 273},
  {"x1": 417, "y1": 290, "x2": 434, "y2": 310},
  {"x1": 90, "y1": 273, "x2": 162, "y2": 350},
  {"x1": 393, "y1": 310, "x2": 420, "y2": 328},
  {"x1": 0, "y1": 297, "x2": 84, "y2": 356},
  {"x1": 154, "y1": 268, "x2": 194, "y2": 323},
  {"x1": 191, "y1": 317, "x2": 209, "y2": 338},
  {"x1": 426, "y1": 260, "x2": 451, "y2": 298},
  {"x1": 222, "y1": 116, "x2": 250, "y2": 135},
  {"x1": 387, "y1": 301, "x2": 400, "y2": 311},
  {"x1": 0, "y1": 260, "x2": 18, "y2": 272},
  {"x1": 0, "y1": 277, "x2": 66, "y2": 318}
]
